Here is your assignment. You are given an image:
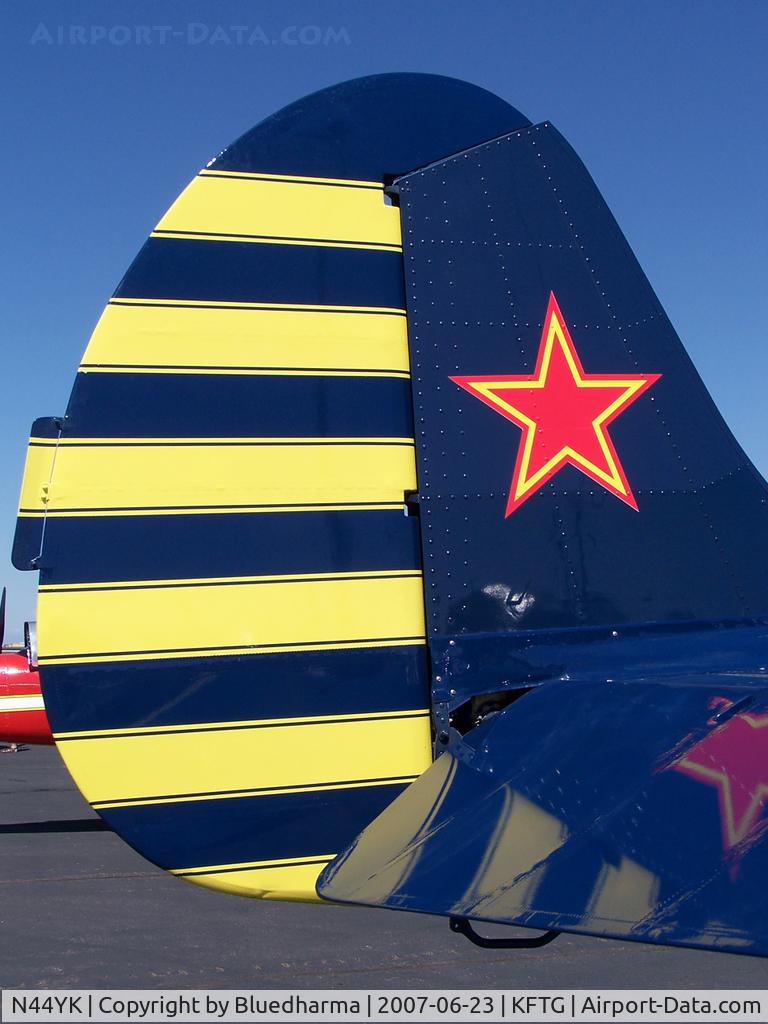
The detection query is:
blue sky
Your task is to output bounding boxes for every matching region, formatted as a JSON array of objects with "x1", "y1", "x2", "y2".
[{"x1": 2, "y1": 0, "x2": 767, "y2": 639}]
